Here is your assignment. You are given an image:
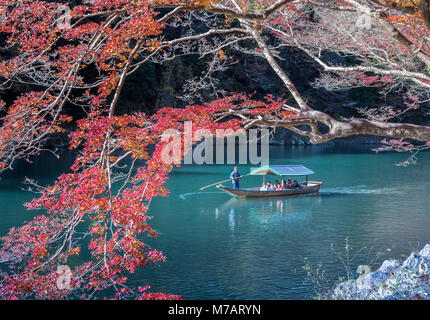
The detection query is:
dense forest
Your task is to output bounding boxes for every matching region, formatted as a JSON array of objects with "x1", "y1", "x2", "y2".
[
  {"x1": 2, "y1": 3, "x2": 429, "y2": 133},
  {"x1": 3, "y1": 20, "x2": 429, "y2": 129}
]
